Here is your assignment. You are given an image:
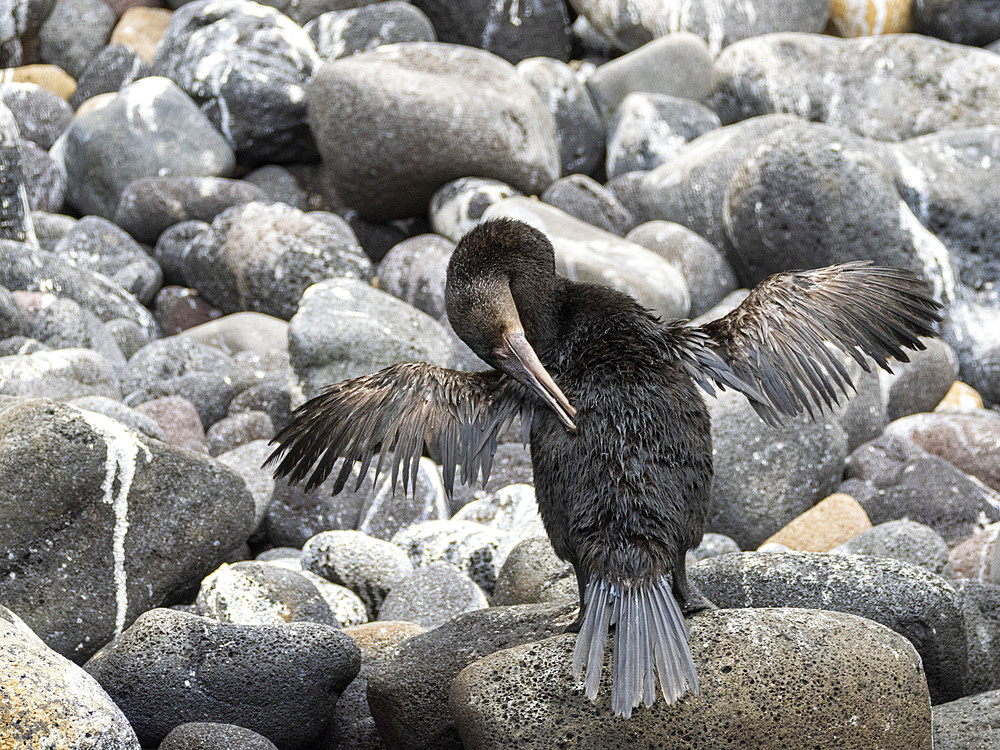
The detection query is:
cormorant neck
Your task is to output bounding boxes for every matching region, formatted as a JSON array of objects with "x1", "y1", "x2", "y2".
[{"x1": 508, "y1": 272, "x2": 566, "y2": 363}]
